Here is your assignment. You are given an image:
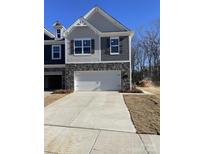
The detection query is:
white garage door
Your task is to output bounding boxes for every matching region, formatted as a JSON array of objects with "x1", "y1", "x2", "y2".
[{"x1": 74, "y1": 71, "x2": 121, "y2": 91}]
